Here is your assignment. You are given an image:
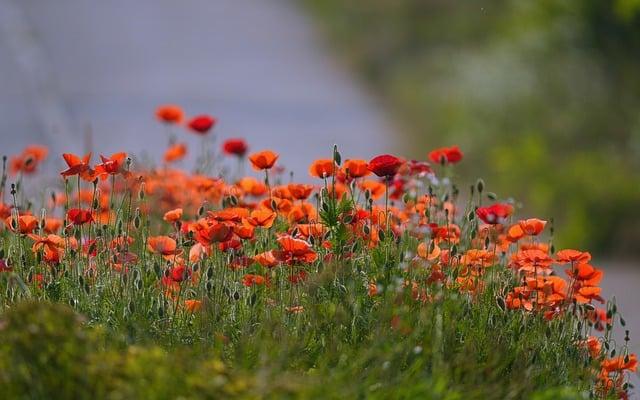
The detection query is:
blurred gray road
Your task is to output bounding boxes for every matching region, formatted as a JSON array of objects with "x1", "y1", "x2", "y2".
[{"x1": 0, "y1": 0, "x2": 395, "y2": 173}]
